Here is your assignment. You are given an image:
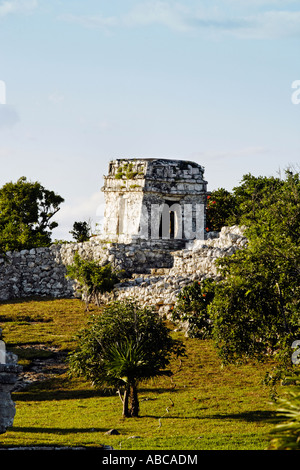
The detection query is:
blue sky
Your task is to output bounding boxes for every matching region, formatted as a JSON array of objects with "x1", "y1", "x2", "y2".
[{"x1": 0, "y1": 0, "x2": 299, "y2": 240}]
